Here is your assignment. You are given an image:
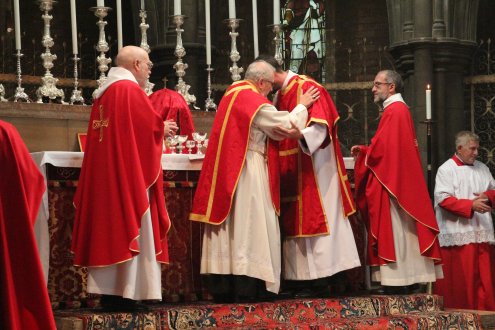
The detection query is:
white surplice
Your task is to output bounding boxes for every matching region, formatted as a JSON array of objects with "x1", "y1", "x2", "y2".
[
  {"x1": 434, "y1": 157, "x2": 495, "y2": 247},
  {"x1": 283, "y1": 124, "x2": 361, "y2": 280},
  {"x1": 200, "y1": 104, "x2": 308, "y2": 294}
]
